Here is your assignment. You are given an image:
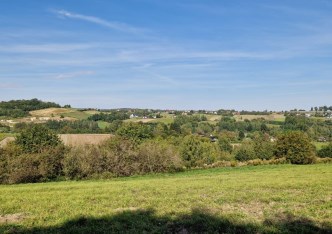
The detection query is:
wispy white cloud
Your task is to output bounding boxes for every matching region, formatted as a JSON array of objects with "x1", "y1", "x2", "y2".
[
  {"x1": 53, "y1": 70, "x2": 95, "y2": 80},
  {"x1": 0, "y1": 43, "x2": 96, "y2": 53},
  {"x1": 53, "y1": 9, "x2": 145, "y2": 34}
]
